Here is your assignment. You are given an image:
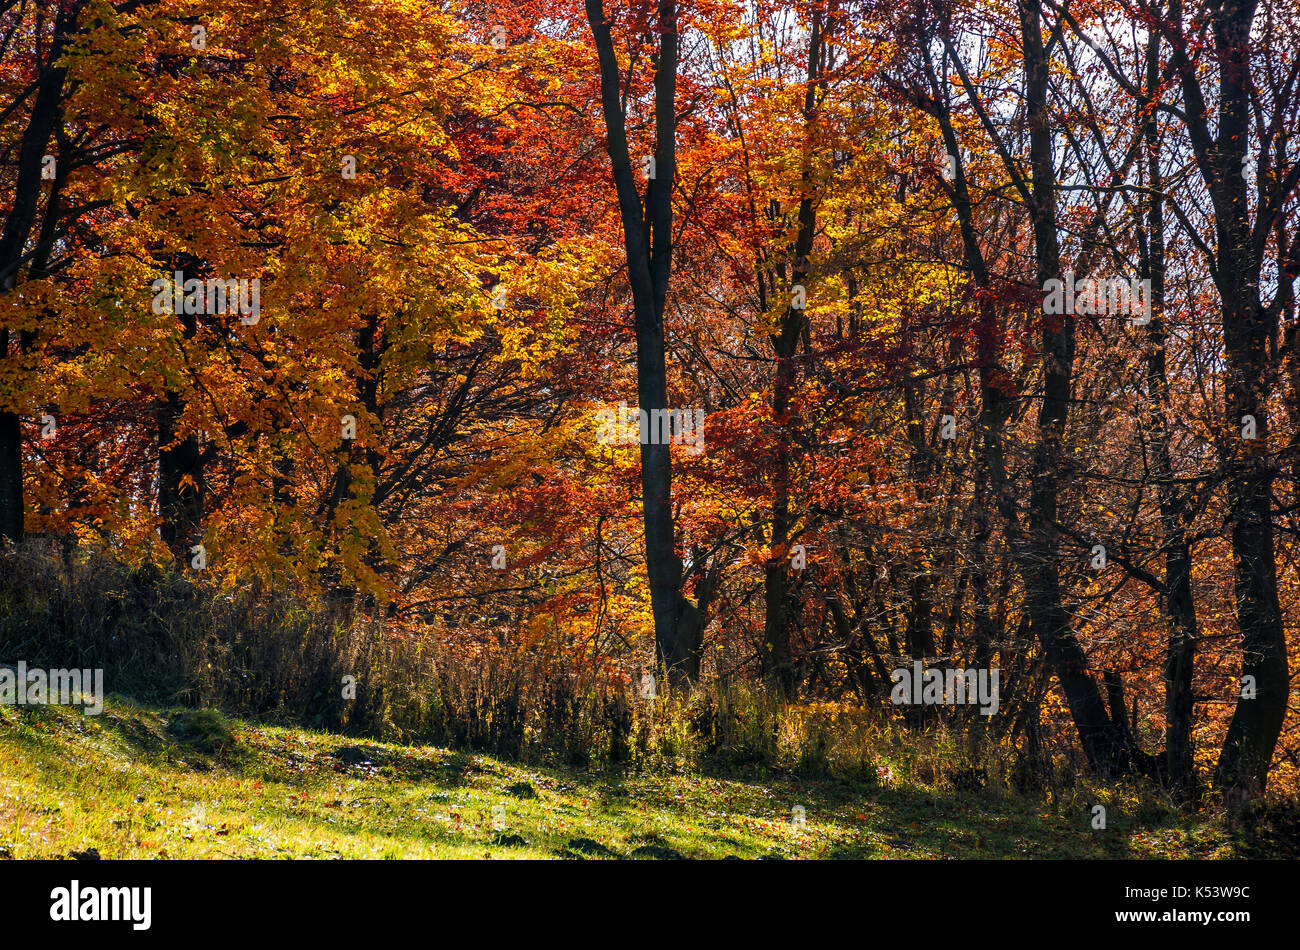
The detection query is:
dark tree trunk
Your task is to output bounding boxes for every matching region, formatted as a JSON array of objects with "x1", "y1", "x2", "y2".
[
  {"x1": 762, "y1": 332, "x2": 798, "y2": 692},
  {"x1": 1009, "y1": 0, "x2": 1132, "y2": 778},
  {"x1": 761, "y1": 12, "x2": 824, "y2": 695},
  {"x1": 0, "y1": 14, "x2": 73, "y2": 544},
  {"x1": 1159, "y1": 0, "x2": 1290, "y2": 798},
  {"x1": 586, "y1": 0, "x2": 694, "y2": 686},
  {"x1": 0, "y1": 403, "x2": 22, "y2": 544},
  {"x1": 1137, "y1": 35, "x2": 1199, "y2": 800},
  {"x1": 922, "y1": 14, "x2": 1135, "y2": 777},
  {"x1": 157, "y1": 309, "x2": 204, "y2": 560}
]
